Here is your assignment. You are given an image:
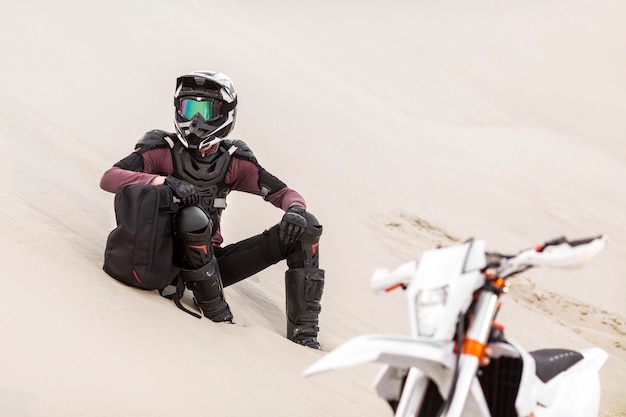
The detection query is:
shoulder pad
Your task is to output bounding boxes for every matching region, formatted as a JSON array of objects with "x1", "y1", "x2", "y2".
[
  {"x1": 135, "y1": 130, "x2": 177, "y2": 150},
  {"x1": 223, "y1": 139, "x2": 256, "y2": 161}
]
